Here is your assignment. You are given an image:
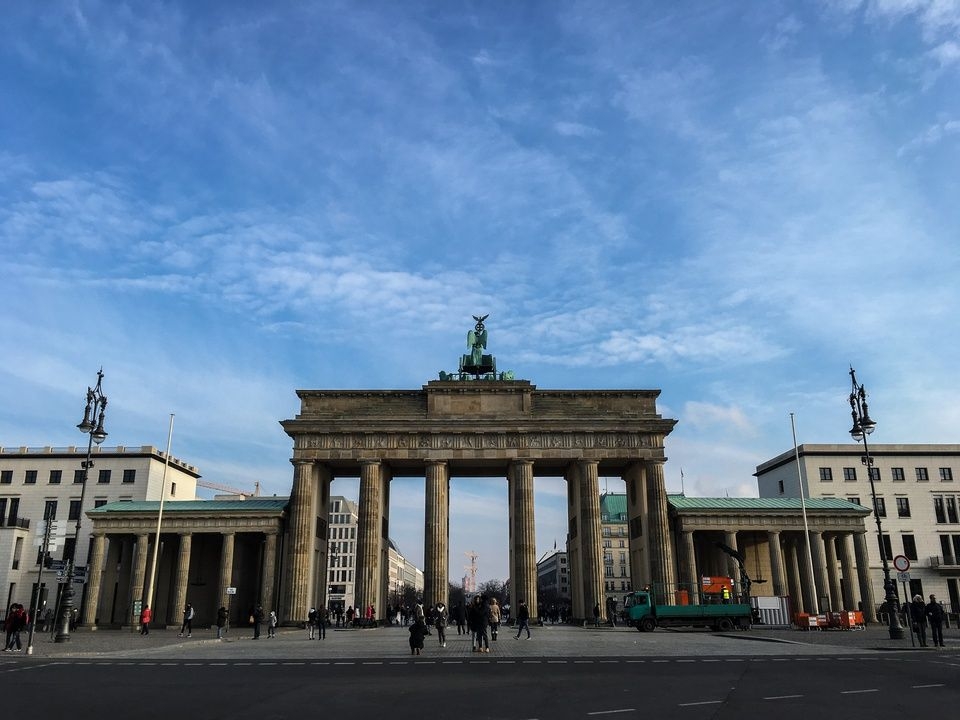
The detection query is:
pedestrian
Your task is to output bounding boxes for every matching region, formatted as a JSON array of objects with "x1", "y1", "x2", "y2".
[
  {"x1": 414, "y1": 600, "x2": 425, "y2": 623},
  {"x1": 434, "y1": 601, "x2": 448, "y2": 648},
  {"x1": 42, "y1": 607, "x2": 54, "y2": 633},
  {"x1": 3, "y1": 604, "x2": 26, "y2": 651},
  {"x1": 252, "y1": 605, "x2": 264, "y2": 639},
  {"x1": 408, "y1": 617, "x2": 428, "y2": 655},
  {"x1": 925, "y1": 594, "x2": 945, "y2": 648},
  {"x1": 139, "y1": 603, "x2": 152, "y2": 636},
  {"x1": 346, "y1": 605, "x2": 355, "y2": 627},
  {"x1": 593, "y1": 602, "x2": 601, "y2": 627},
  {"x1": 216, "y1": 606, "x2": 228, "y2": 640},
  {"x1": 178, "y1": 602, "x2": 194, "y2": 637},
  {"x1": 317, "y1": 606, "x2": 328, "y2": 639},
  {"x1": 267, "y1": 609, "x2": 278, "y2": 638},
  {"x1": 514, "y1": 599, "x2": 532, "y2": 640},
  {"x1": 488, "y1": 596, "x2": 501, "y2": 641},
  {"x1": 469, "y1": 595, "x2": 490, "y2": 653},
  {"x1": 454, "y1": 601, "x2": 467, "y2": 635},
  {"x1": 909, "y1": 594, "x2": 928, "y2": 647},
  {"x1": 308, "y1": 607, "x2": 317, "y2": 639}
]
